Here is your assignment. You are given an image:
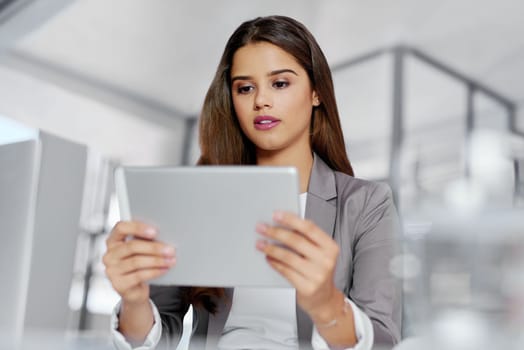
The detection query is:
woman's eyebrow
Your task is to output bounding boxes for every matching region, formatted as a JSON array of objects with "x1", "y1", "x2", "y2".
[
  {"x1": 231, "y1": 68, "x2": 298, "y2": 83},
  {"x1": 268, "y1": 68, "x2": 298, "y2": 77}
]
